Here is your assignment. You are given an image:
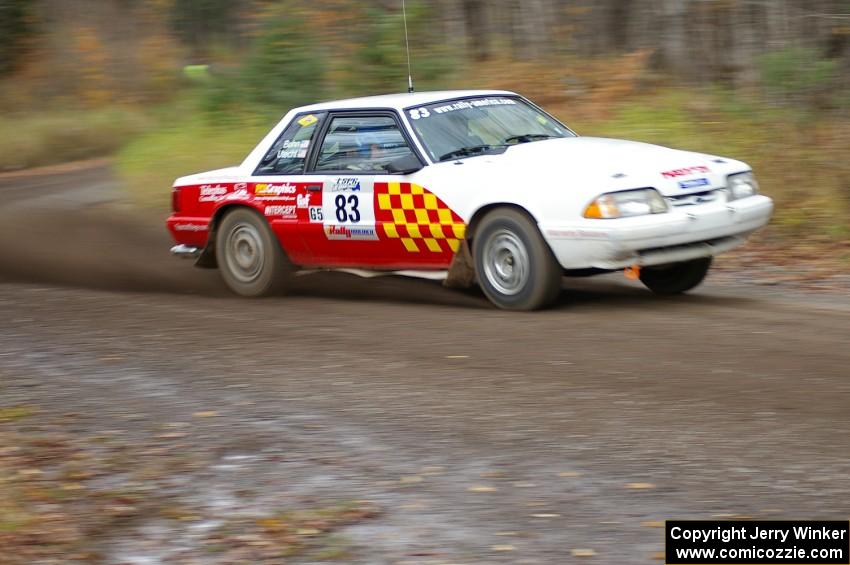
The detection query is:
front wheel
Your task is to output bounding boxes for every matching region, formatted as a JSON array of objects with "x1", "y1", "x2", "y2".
[
  {"x1": 639, "y1": 257, "x2": 712, "y2": 295},
  {"x1": 473, "y1": 208, "x2": 562, "y2": 310},
  {"x1": 215, "y1": 208, "x2": 293, "y2": 297}
]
